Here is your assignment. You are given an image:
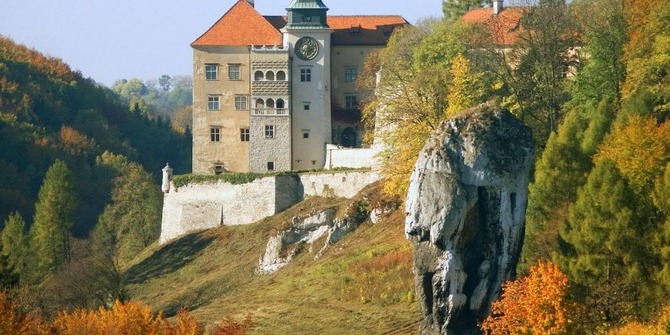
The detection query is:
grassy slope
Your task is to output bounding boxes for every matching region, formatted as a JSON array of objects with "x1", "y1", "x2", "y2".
[{"x1": 125, "y1": 195, "x2": 422, "y2": 334}]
